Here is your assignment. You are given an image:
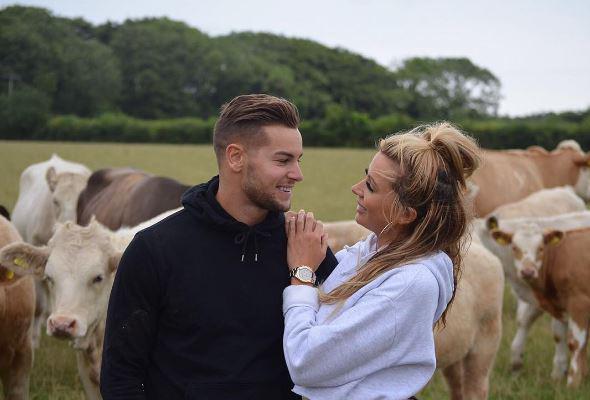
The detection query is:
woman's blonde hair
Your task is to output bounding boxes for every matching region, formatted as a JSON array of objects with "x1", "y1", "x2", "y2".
[{"x1": 320, "y1": 122, "x2": 480, "y2": 326}]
